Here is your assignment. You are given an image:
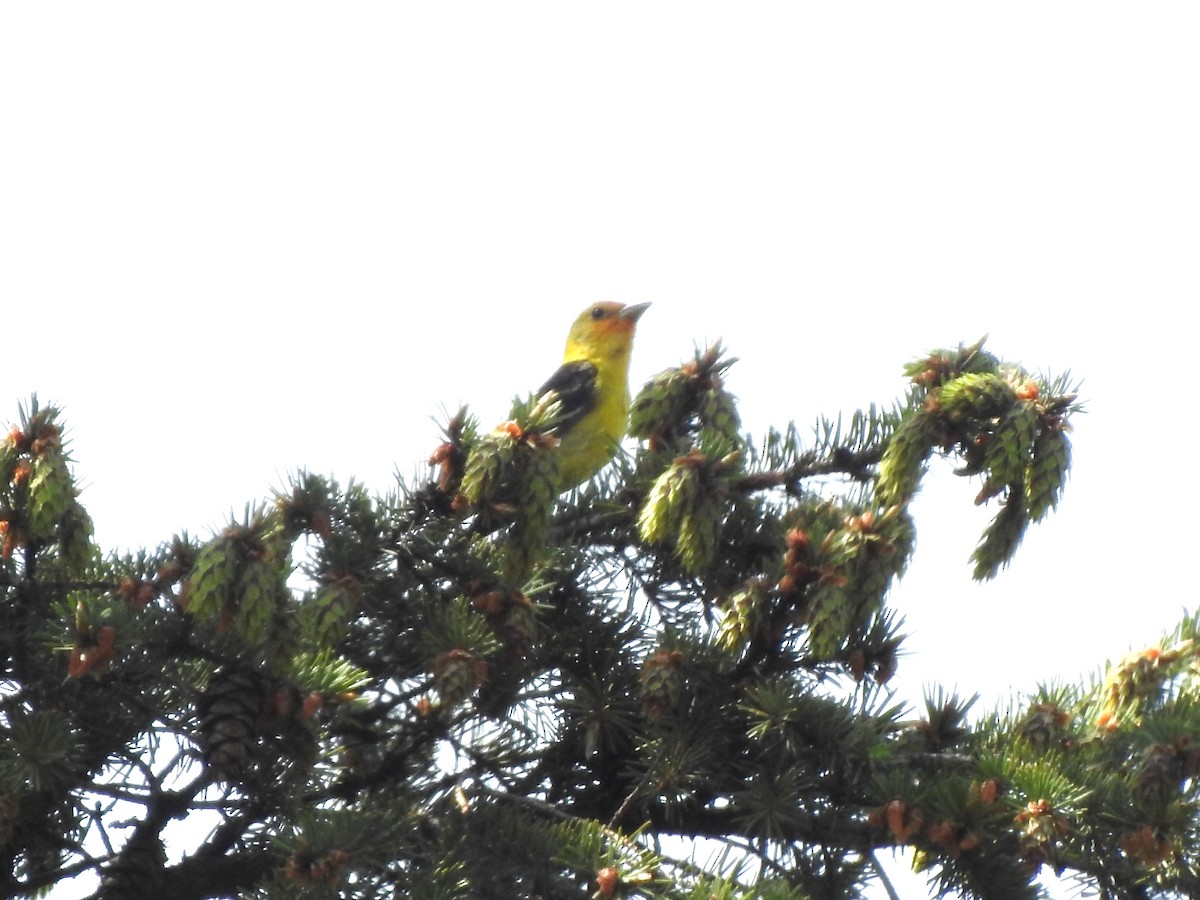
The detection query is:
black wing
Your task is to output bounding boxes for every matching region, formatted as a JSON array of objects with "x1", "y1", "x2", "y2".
[{"x1": 536, "y1": 360, "x2": 599, "y2": 437}]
